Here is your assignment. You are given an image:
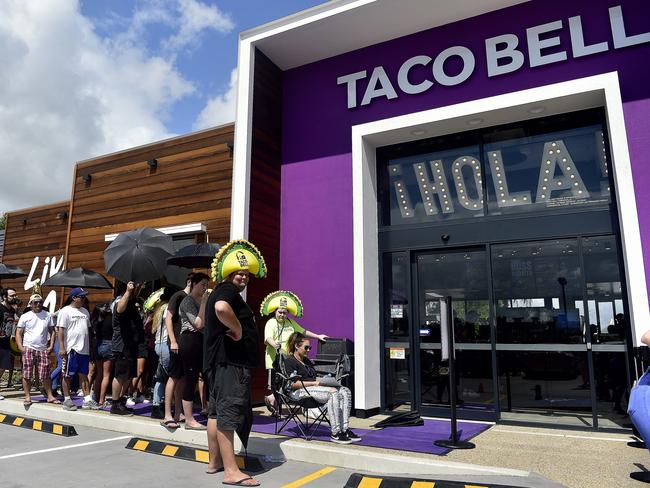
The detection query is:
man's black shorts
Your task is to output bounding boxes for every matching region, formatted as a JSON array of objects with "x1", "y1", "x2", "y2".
[
  {"x1": 207, "y1": 364, "x2": 251, "y2": 431},
  {"x1": 168, "y1": 351, "x2": 184, "y2": 379},
  {"x1": 113, "y1": 348, "x2": 137, "y2": 380}
]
